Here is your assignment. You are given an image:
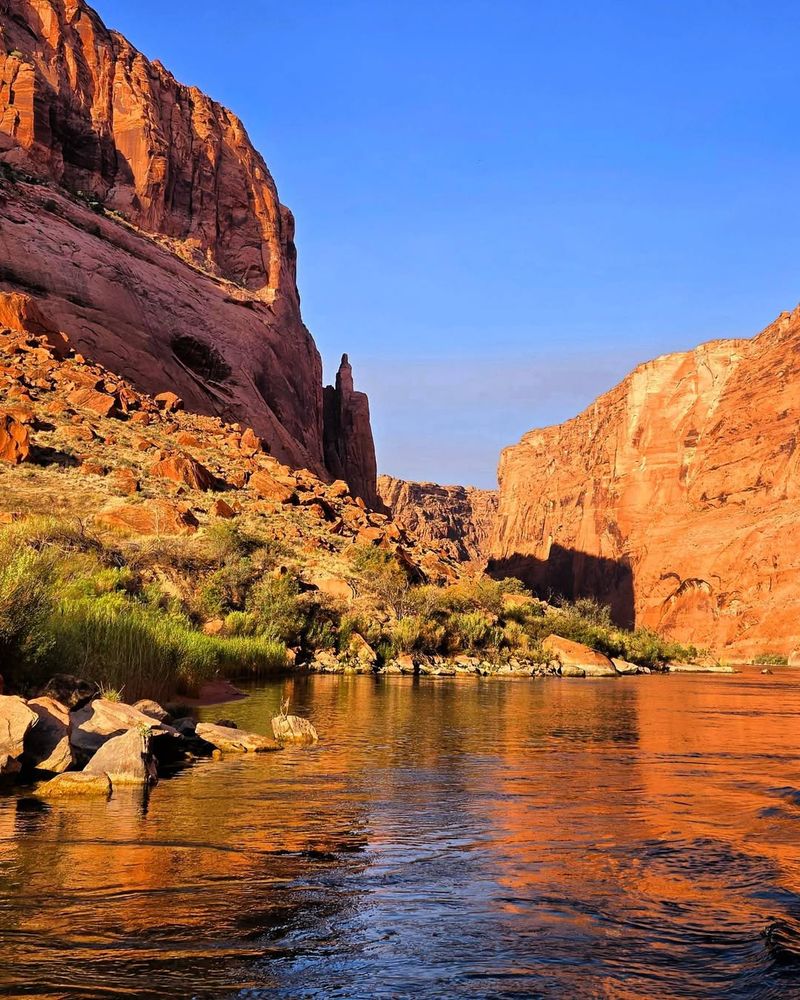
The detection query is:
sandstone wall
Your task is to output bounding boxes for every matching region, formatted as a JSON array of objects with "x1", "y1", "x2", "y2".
[
  {"x1": 0, "y1": 0, "x2": 378, "y2": 500},
  {"x1": 490, "y1": 309, "x2": 800, "y2": 657},
  {"x1": 378, "y1": 475, "x2": 498, "y2": 565}
]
